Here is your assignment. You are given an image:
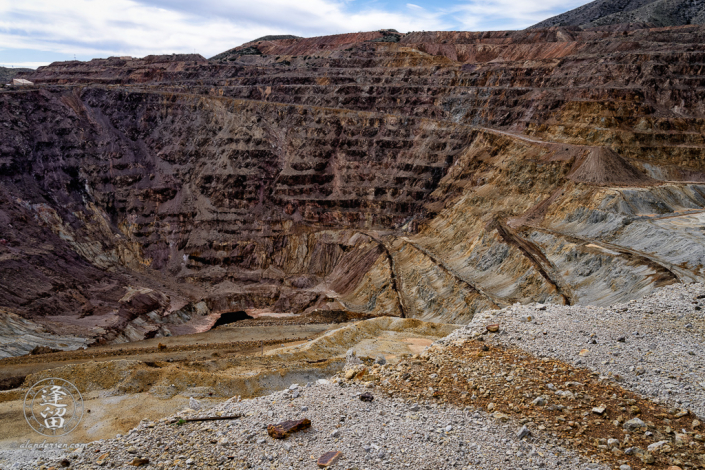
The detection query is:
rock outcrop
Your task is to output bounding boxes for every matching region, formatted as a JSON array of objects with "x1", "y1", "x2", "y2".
[
  {"x1": 2, "y1": 25, "x2": 705, "y2": 353},
  {"x1": 530, "y1": 0, "x2": 705, "y2": 30},
  {"x1": 0, "y1": 67, "x2": 33, "y2": 85}
]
